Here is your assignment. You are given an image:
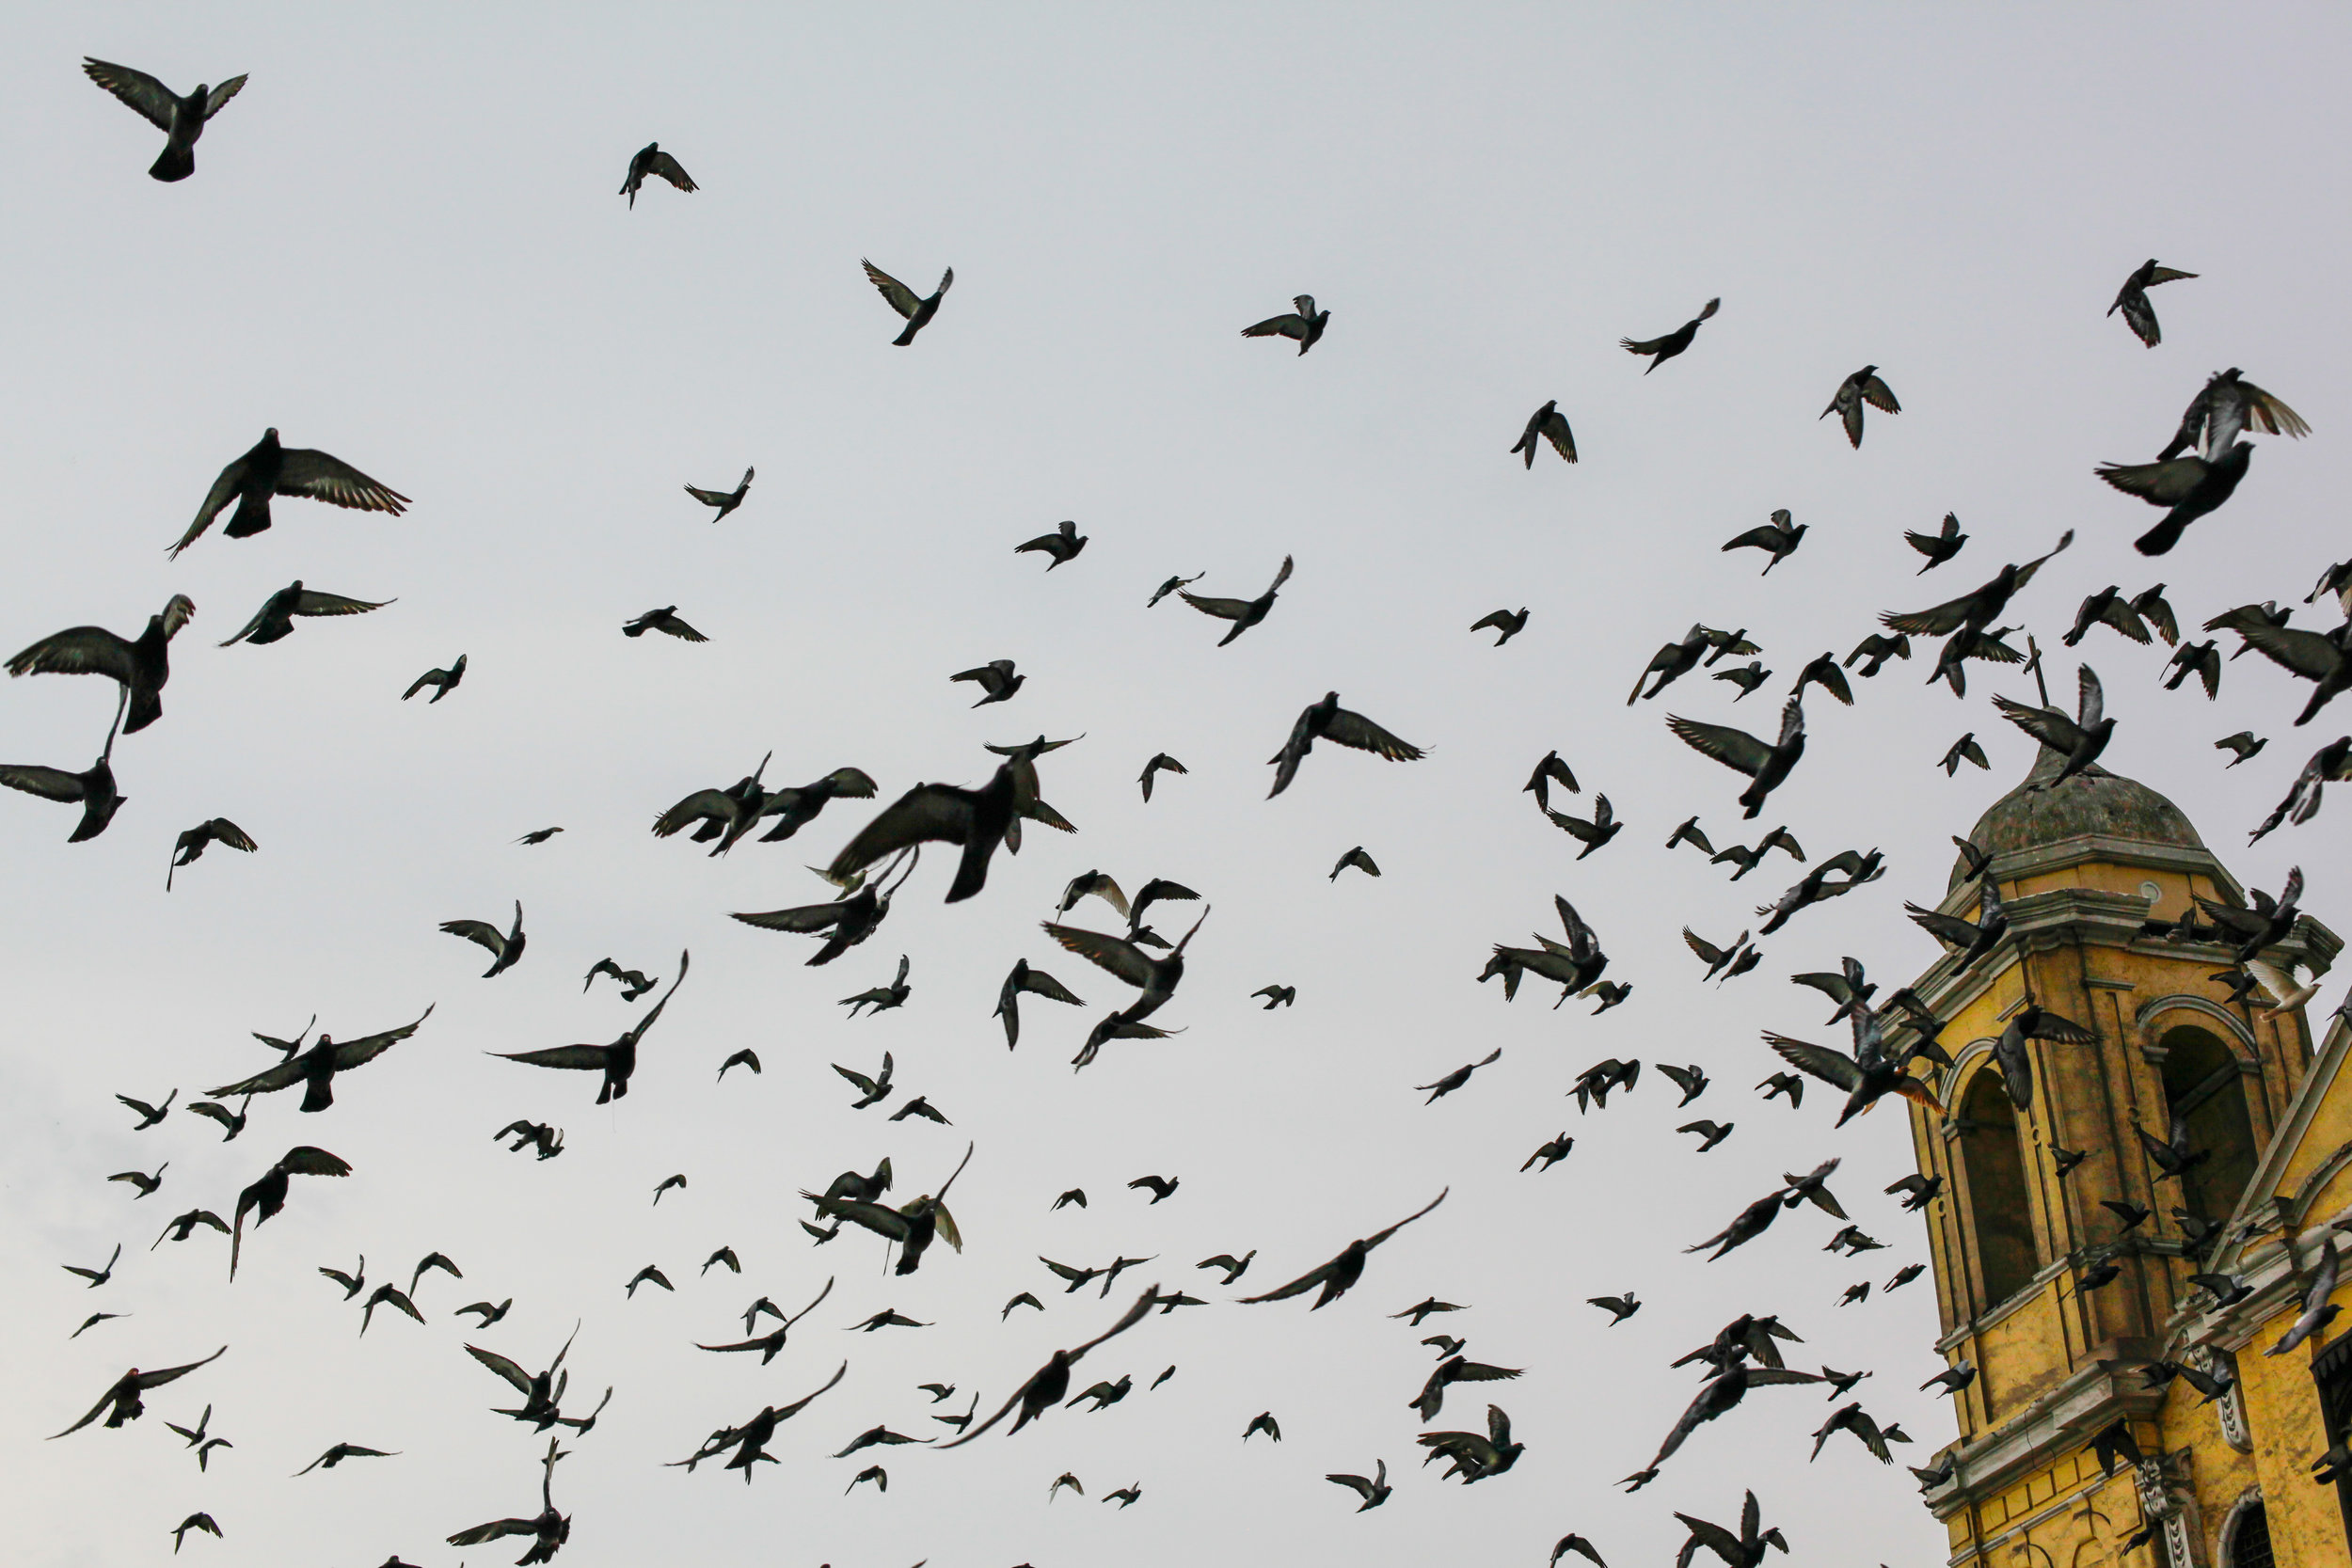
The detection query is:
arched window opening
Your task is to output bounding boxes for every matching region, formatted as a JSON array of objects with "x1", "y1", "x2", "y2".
[
  {"x1": 1959, "y1": 1067, "x2": 2038, "y2": 1307},
  {"x1": 2160, "y1": 1025, "x2": 2259, "y2": 1223},
  {"x1": 2224, "y1": 1498, "x2": 2276, "y2": 1568}
]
